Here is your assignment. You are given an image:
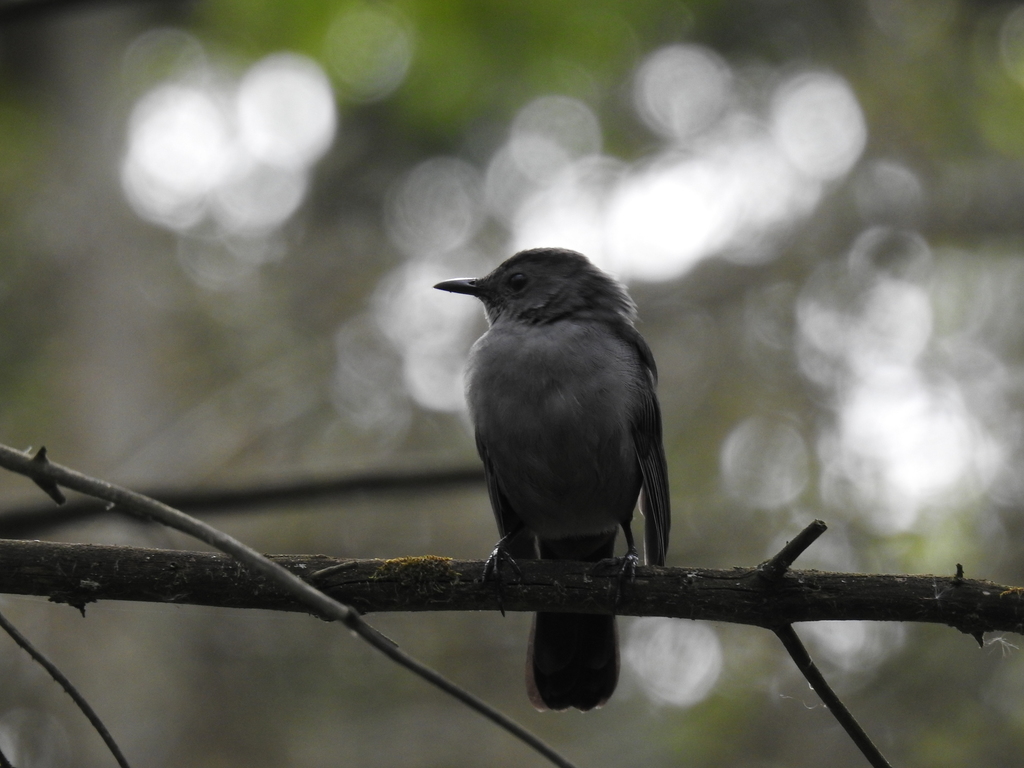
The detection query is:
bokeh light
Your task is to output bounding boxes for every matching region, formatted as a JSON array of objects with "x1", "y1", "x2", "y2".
[
  {"x1": 121, "y1": 26, "x2": 207, "y2": 88},
  {"x1": 324, "y1": 1, "x2": 413, "y2": 102},
  {"x1": 800, "y1": 621, "x2": 907, "y2": 675},
  {"x1": 385, "y1": 157, "x2": 484, "y2": 258},
  {"x1": 770, "y1": 72, "x2": 867, "y2": 181},
  {"x1": 827, "y1": 371, "x2": 996, "y2": 531},
  {"x1": 721, "y1": 416, "x2": 810, "y2": 510},
  {"x1": 511, "y1": 155, "x2": 622, "y2": 267},
  {"x1": 854, "y1": 160, "x2": 925, "y2": 224},
  {"x1": 121, "y1": 41, "x2": 337, "y2": 278},
  {"x1": 373, "y1": 260, "x2": 482, "y2": 413},
  {"x1": 633, "y1": 44, "x2": 733, "y2": 142},
  {"x1": 1000, "y1": 5, "x2": 1024, "y2": 88},
  {"x1": 500, "y1": 57, "x2": 867, "y2": 283},
  {"x1": 625, "y1": 619, "x2": 723, "y2": 707},
  {"x1": 603, "y1": 128, "x2": 820, "y2": 279},
  {"x1": 212, "y1": 164, "x2": 308, "y2": 236},
  {"x1": 122, "y1": 83, "x2": 235, "y2": 229},
  {"x1": 508, "y1": 95, "x2": 602, "y2": 184},
  {"x1": 799, "y1": 231, "x2": 1002, "y2": 531},
  {"x1": 236, "y1": 53, "x2": 337, "y2": 170}
]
